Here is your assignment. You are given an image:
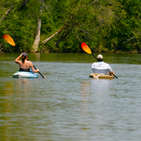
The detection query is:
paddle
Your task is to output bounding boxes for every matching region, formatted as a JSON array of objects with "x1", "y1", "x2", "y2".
[
  {"x1": 81, "y1": 42, "x2": 118, "y2": 79},
  {"x1": 33, "y1": 65, "x2": 46, "y2": 79},
  {"x1": 3, "y1": 34, "x2": 16, "y2": 46},
  {"x1": 3, "y1": 34, "x2": 46, "y2": 79},
  {"x1": 81, "y1": 42, "x2": 97, "y2": 59}
]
